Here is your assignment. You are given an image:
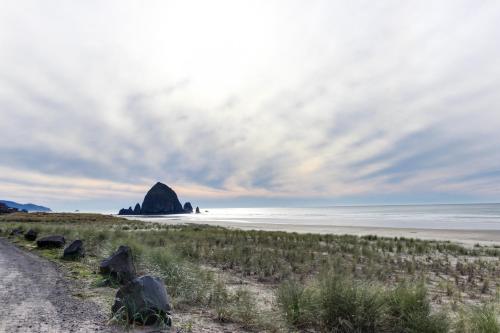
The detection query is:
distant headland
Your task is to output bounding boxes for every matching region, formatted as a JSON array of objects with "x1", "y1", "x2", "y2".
[
  {"x1": 0, "y1": 200, "x2": 52, "y2": 213},
  {"x1": 118, "y1": 182, "x2": 199, "y2": 215}
]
